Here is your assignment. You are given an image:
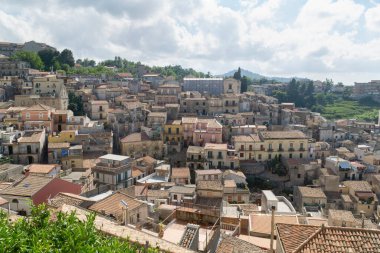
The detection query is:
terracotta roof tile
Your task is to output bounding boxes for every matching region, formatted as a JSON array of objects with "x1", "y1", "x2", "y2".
[
  {"x1": 197, "y1": 180, "x2": 223, "y2": 191},
  {"x1": 121, "y1": 132, "x2": 150, "y2": 142},
  {"x1": 89, "y1": 191, "x2": 146, "y2": 220},
  {"x1": 28, "y1": 164, "x2": 58, "y2": 174},
  {"x1": 276, "y1": 223, "x2": 319, "y2": 253},
  {"x1": 216, "y1": 235, "x2": 264, "y2": 253},
  {"x1": 260, "y1": 130, "x2": 307, "y2": 139},
  {"x1": 297, "y1": 186, "x2": 327, "y2": 198},
  {"x1": 0, "y1": 175, "x2": 53, "y2": 197},
  {"x1": 171, "y1": 167, "x2": 190, "y2": 179}
]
